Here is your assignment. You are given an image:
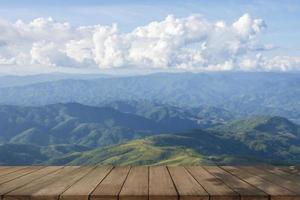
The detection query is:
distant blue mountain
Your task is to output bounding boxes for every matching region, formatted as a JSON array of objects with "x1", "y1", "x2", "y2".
[
  {"x1": 0, "y1": 73, "x2": 111, "y2": 88},
  {"x1": 0, "y1": 72, "x2": 299, "y2": 123}
]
